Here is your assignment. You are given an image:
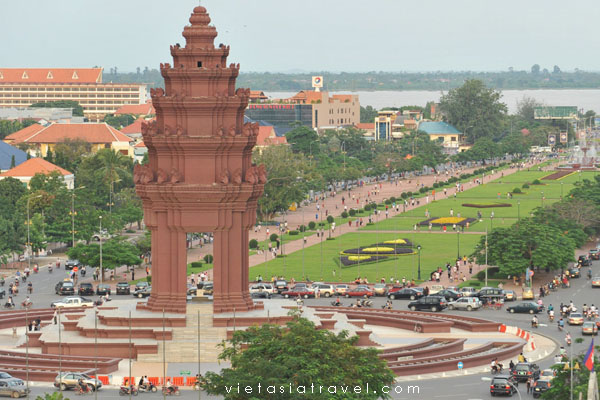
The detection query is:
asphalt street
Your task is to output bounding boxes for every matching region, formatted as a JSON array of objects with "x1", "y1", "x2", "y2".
[{"x1": 3, "y1": 259, "x2": 599, "y2": 399}]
